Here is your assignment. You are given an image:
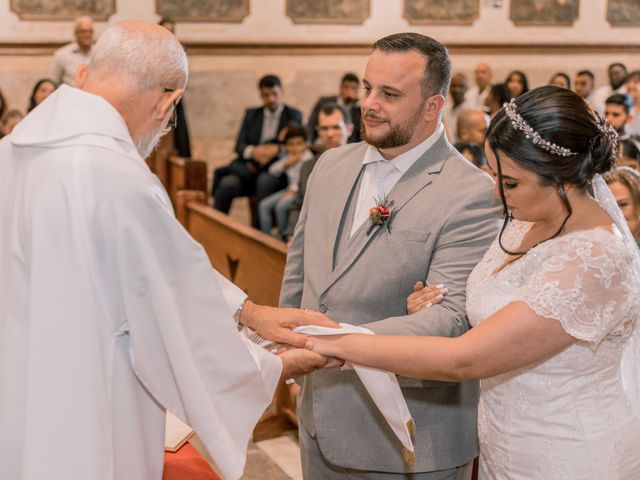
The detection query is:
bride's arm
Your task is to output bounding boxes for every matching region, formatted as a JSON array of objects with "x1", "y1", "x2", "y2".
[{"x1": 307, "y1": 301, "x2": 576, "y2": 381}]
